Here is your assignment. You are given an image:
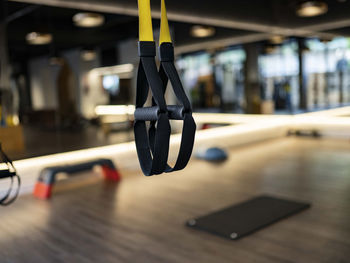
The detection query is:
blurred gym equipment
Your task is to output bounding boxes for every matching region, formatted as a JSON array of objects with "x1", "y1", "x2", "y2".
[
  {"x1": 195, "y1": 147, "x2": 228, "y2": 162},
  {"x1": 0, "y1": 144, "x2": 20, "y2": 206},
  {"x1": 33, "y1": 158, "x2": 120, "y2": 199},
  {"x1": 187, "y1": 195, "x2": 310, "y2": 240}
]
